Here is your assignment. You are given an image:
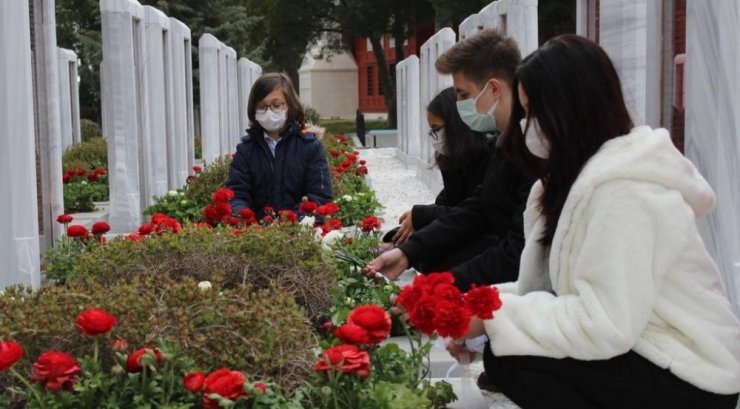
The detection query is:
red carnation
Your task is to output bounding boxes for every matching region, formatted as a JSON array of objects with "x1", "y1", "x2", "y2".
[
  {"x1": 262, "y1": 215, "x2": 274, "y2": 224},
  {"x1": 154, "y1": 217, "x2": 182, "y2": 235},
  {"x1": 355, "y1": 166, "x2": 368, "y2": 176},
  {"x1": 329, "y1": 149, "x2": 340, "y2": 157},
  {"x1": 192, "y1": 165, "x2": 203, "y2": 173},
  {"x1": 183, "y1": 370, "x2": 205, "y2": 394},
  {"x1": 66, "y1": 225, "x2": 89, "y2": 238},
  {"x1": 360, "y1": 216, "x2": 382, "y2": 232},
  {"x1": 186, "y1": 175, "x2": 196, "y2": 183},
  {"x1": 110, "y1": 339, "x2": 128, "y2": 352},
  {"x1": 87, "y1": 173, "x2": 99, "y2": 182},
  {"x1": 407, "y1": 294, "x2": 438, "y2": 335},
  {"x1": 126, "y1": 232, "x2": 146, "y2": 241},
  {"x1": 75, "y1": 308, "x2": 117, "y2": 336},
  {"x1": 56, "y1": 214, "x2": 73, "y2": 224},
  {"x1": 0, "y1": 341, "x2": 24, "y2": 371},
  {"x1": 138, "y1": 223, "x2": 155, "y2": 235},
  {"x1": 62, "y1": 175, "x2": 71, "y2": 184},
  {"x1": 125, "y1": 348, "x2": 163, "y2": 373},
  {"x1": 212, "y1": 188, "x2": 235, "y2": 204},
  {"x1": 435, "y1": 300, "x2": 471, "y2": 339},
  {"x1": 315, "y1": 344, "x2": 370, "y2": 378},
  {"x1": 315, "y1": 203, "x2": 340, "y2": 216},
  {"x1": 238, "y1": 208, "x2": 255, "y2": 220},
  {"x1": 320, "y1": 218, "x2": 343, "y2": 236},
  {"x1": 263, "y1": 206, "x2": 275, "y2": 216},
  {"x1": 347, "y1": 304, "x2": 391, "y2": 344},
  {"x1": 464, "y1": 285, "x2": 502, "y2": 320},
  {"x1": 278, "y1": 210, "x2": 298, "y2": 223},
  {"x1": 32, "y1": 351, "x2": 81, "y2": 391},
  {"x1": 91, "y1": 221, "x2": 110, "y2": 236},
  {"x1": 254, "y1": 382, "x2": 267, "y2": 394},
  {"x1": 75, "y1": 168, "x2": 86, "y2": 176},
  {"x1": 299, "y1": 201, "x2": 318, "y2": 214},
  {"x1": 333, "y1": 323, "x2": 371, "y2": 345},
  {"x1": 359, "y1": 160, "x2": 366, "y2": 165},
  {"x1": 150, "y1": 213, "x2": 169, "y2": 224},
  {"x1": 202, "y1": 369, "x2": 247, "y2": 409}
]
